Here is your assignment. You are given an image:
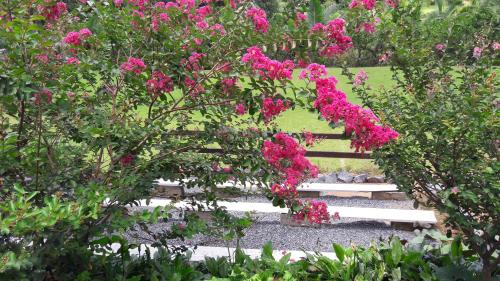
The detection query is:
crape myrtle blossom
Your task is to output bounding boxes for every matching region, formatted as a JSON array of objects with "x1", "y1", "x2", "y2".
[
  {"x1": 37, "y1": 2, "x2": 67, "y2": 22},
  {"x1": 262, "y1": 133, "x2": 327, "y2": 224},
  {"x1": 146, "y1": 71, "x2": 174, "y2": 97},
  {"x1": 261, "y1": 97, "x2": 289, "y2": 122},
  {"x1": 473, "y1": 47, "x2": 482, "y2": 59},
  {"x1": 245, "y1": 7, "x2": 269, "y2": 33},
  {"x1": 353, "y1": 69, "x2": 368, "y2": 87},
  {"x1": 63, "y1": 28, "x2": 92, "y2": 46},
  {"x1": 309, "y1": 19, "x2": 353, "y2": 57},
  {"x1": 120, "y1": 57, "x2": 146, "y2": 74},
  {"x1": 242, "y1": 46, "x2": 294, "y2": 80},
  {"x1": 309, "y1": 75, "x2": 398, "y2": 151},
  {"x1": 349, "y1": 0, "x2": 376, "y2": 10},
  {"x1": 262, "y1": 133, "x2": 318, "y2": 187},
  {"x1": 66, "y1": 57, "x2": 80, "y2": 64},
  {"x1": 293, "y1": 200, "x2": 330, "y2": 224},
  {"x1": 234, "y1": 103, "x2": 246, "y2": 115},
  {"x1": 299, "y1": 63, "x2": 328, "y2": 81}
]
